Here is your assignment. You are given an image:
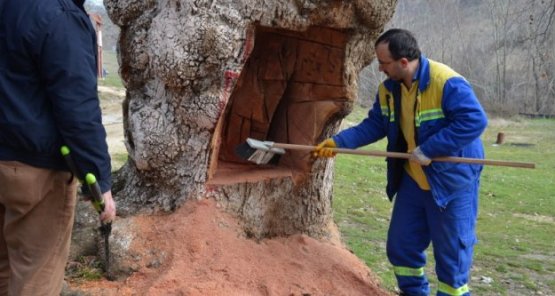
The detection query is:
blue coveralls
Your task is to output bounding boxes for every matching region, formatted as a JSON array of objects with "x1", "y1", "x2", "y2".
[
  {"x1": 333, "y1": 56, "x2": 488, "y2": 295},
  {"x1": 388, "y1": 173, "x2": 478, "y2": 295}
]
